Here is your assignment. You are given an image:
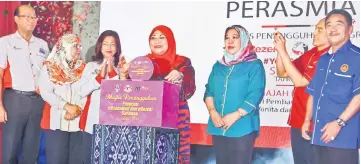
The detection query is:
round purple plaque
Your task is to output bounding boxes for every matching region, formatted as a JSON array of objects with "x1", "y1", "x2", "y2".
[{"x1": 128, "y1": 56, "x2": 154, "y2": 80}]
